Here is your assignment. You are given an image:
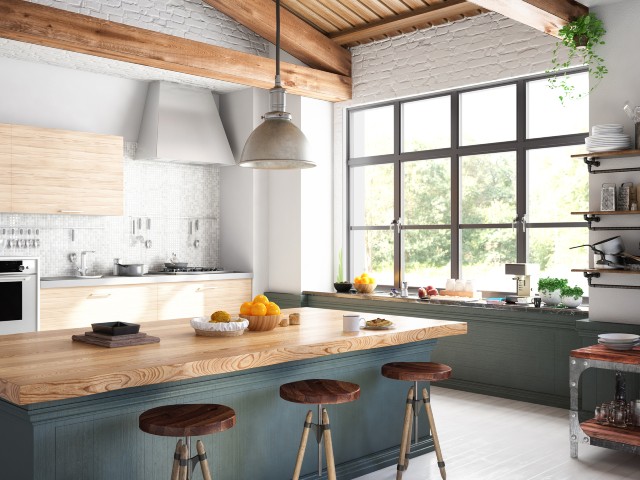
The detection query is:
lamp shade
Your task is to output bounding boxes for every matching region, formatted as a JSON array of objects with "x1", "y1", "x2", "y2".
[{"x1": 238, "y1": 115, "x2": 315, "y2": 169}]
